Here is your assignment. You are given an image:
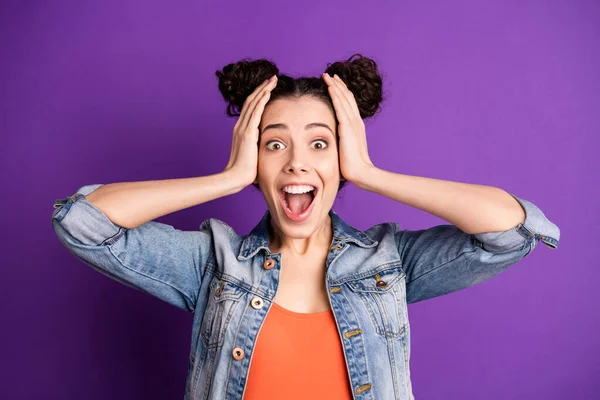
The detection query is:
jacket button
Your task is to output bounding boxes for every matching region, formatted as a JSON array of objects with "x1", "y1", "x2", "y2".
[
  {"x1": 263, "y1": 259, "x2": 275, "y2": 270},
  {"x1": 251, "y1": 297, "x2": 264, "y2": 309},
  {"x1": 376, "y1": 280, "x2": 387, "y2": 288},
  {"x1": 232, "y1": 347, "x2": 245, "y2": 360},
  {"x1": 215, "y1": 287, "x2": 222, "y2": 296}
]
